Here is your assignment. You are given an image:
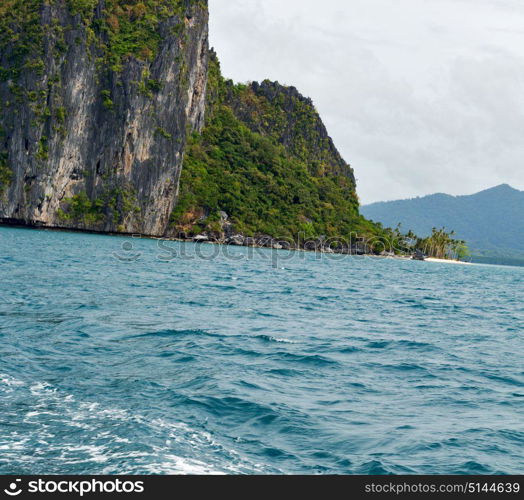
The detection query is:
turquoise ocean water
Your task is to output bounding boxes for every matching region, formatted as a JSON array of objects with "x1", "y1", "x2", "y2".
[{"x1": 0, "y1": 226, "x2": 523, "y2": 474}]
